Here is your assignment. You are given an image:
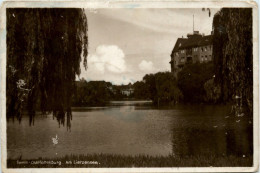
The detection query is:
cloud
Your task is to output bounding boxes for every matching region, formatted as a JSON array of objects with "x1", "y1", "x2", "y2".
[
  {"x1": 138, "y1": 60, "x2": 156, "y2": 72},
  {"x1": 93, "y1": 9, "x2": 219, "y2": 35},
  {"x1": 88, "y1": 45, "x2": 126, "y2": 73}
]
